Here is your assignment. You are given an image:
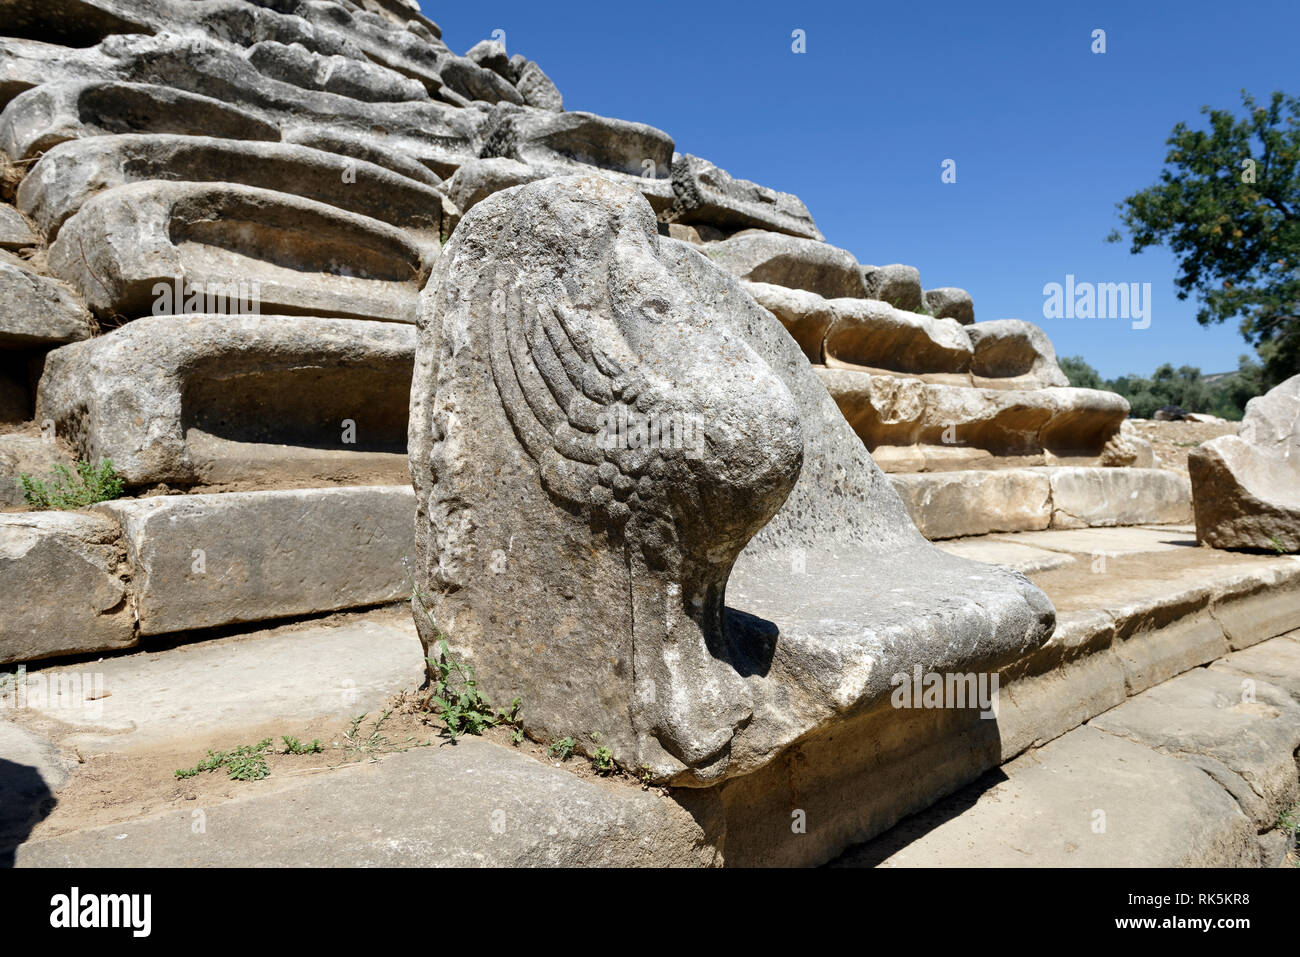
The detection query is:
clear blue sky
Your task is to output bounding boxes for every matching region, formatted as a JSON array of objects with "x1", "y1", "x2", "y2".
[{"x1": 425, "y1": 0, "x2": 1299, "y2": 380}]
